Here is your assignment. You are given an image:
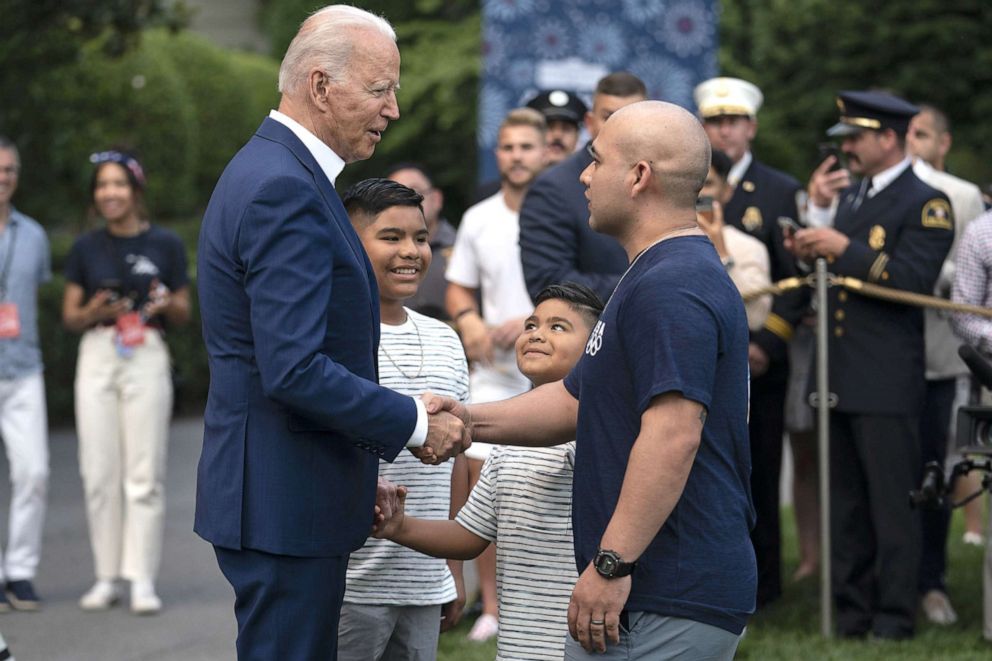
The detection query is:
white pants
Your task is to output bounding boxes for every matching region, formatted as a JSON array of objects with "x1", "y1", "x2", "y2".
[
  {"x1": 0, "y1": 372, "x2": 49, "y2": 581},
  {"x1": 75, "y1": 327, "x2": 172, "y2": 582}
]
